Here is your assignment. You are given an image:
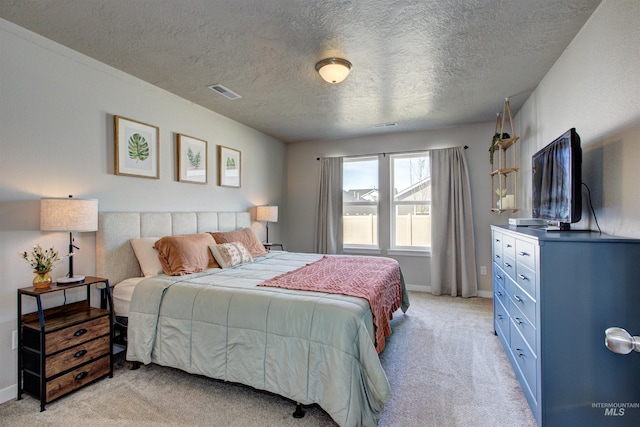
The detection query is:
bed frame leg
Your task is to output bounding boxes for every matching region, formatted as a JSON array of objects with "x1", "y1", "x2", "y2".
[
  {"x1": 131, "y1": 361, "x2": 141, "y2": 370},
  {"x1": 292, "y1": 402, "x2": 305, "y2": 418}
]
